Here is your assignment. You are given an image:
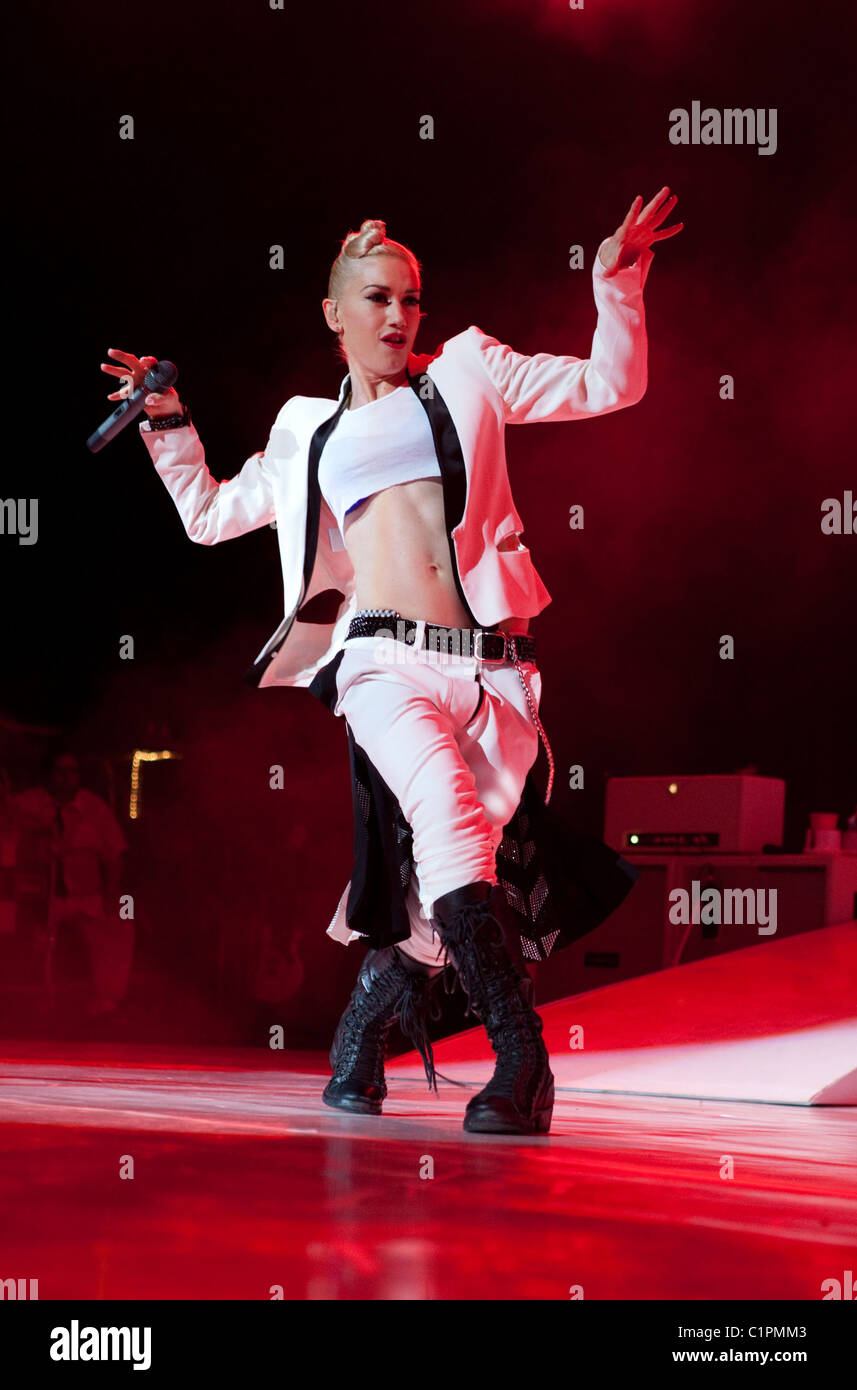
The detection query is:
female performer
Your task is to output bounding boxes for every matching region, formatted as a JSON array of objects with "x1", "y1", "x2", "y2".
[{"x1": 102, "y1": 189, "x2": 682, "y2": 1135}]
